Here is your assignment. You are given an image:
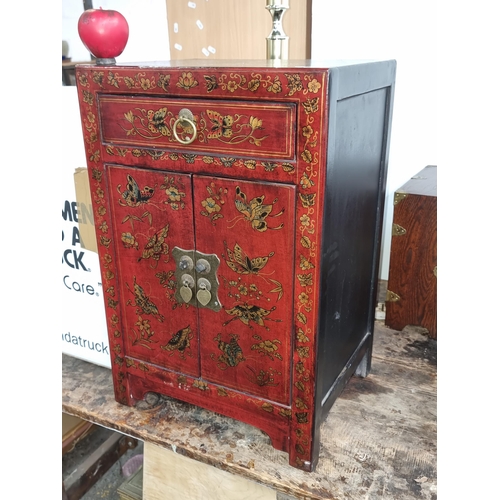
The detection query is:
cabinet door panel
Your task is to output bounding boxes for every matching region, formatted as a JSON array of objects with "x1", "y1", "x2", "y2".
[
  {"x1": 107, "y1": 165, "x2": 200, "y2": 377},
  {"x1": 193, "y1": 176, "x2": 296, "y2": 405}
]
